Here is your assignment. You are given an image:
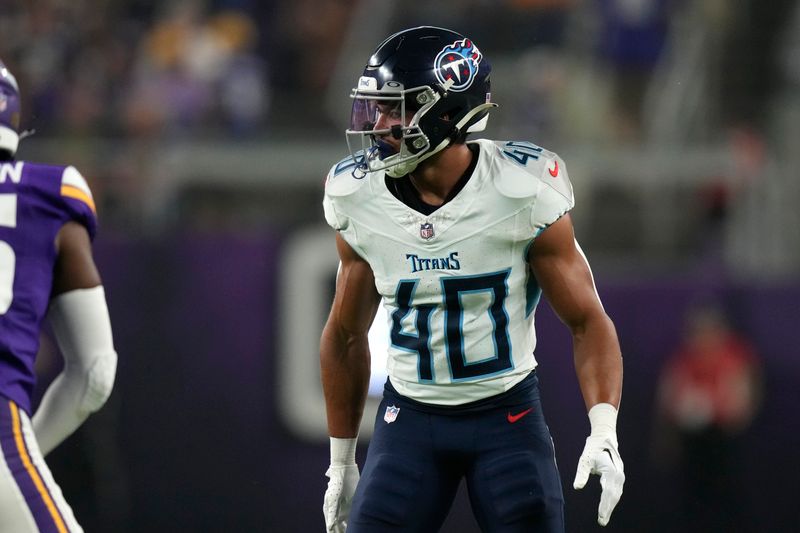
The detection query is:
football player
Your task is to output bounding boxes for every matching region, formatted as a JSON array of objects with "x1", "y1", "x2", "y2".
[
  {"x1": 0, "y1": 60, "x2": 117, "y2": 532},
  {"x1": 320, "y1": 27, "x2": 625, "y2": 532}
]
